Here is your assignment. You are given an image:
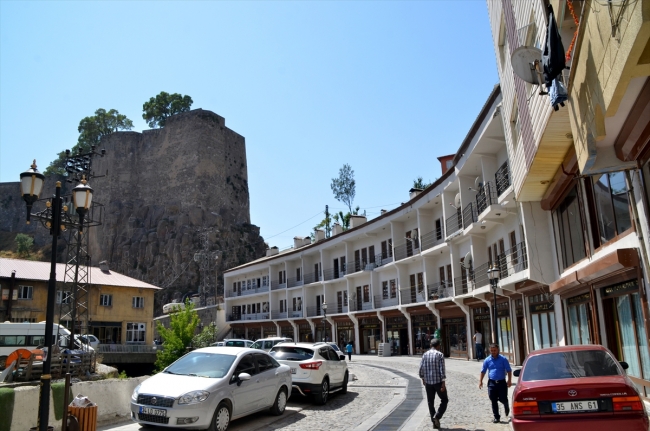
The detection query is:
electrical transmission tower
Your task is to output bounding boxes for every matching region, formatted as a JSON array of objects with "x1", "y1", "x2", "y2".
[{"x1": 57, "y1": 146, "x2": 105, "y2": 347}]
